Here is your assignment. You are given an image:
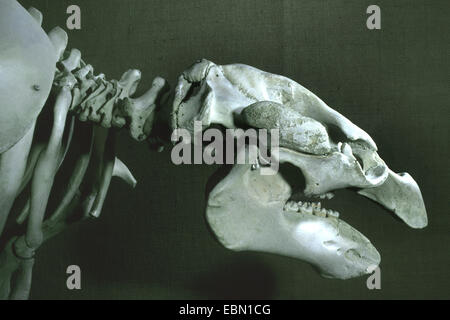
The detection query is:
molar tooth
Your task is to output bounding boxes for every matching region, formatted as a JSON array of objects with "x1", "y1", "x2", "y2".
[
  {"x1": 318, "y1": 192, "x2": 335, "y2": 199},
  {"x1": 325, "y1": 192, "x2": 335, "y2": 200},
  {"x1": 314, "y1": 208, "x2": 327, "y2": 218},
  {"x1": 327, "y1": 210, "x2": 339, "y2": 218},
  {"x1": 311, "y1": 202, "x2": 321, "y2": 211},
  {"x1": 302, "y1": 204, "x2": 313, "y2": 214},
  {"x1": 289, "y1": 202, "x2": 299, "y2": 211},
  {"x1": 284, "y1": 201, "x2": 299, "y2": 212}
]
